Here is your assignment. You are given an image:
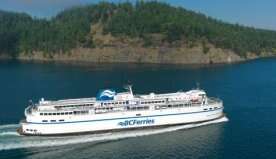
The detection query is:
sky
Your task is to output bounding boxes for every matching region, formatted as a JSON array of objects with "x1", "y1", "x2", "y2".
[{"x1": 0, "y1": 0, "x2": 276, "y2": 30}]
